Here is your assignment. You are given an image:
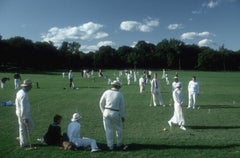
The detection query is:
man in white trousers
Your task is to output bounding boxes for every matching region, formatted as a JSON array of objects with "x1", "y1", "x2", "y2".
[
  {"x1": 139, "y1": 75, "x2": 145, "y2": 93},
  {"x1": 67, "y1": 113, "x2": 100, "y2": 152},
  {"x1": 99, "y1": 80, "x2": 126, "y2": 151},
  {"x1": 150, "y1": 73, "x2": 165, "y2": 107},
  {"x1": 187, "y1": 76, "x2": 199, "y2": 109},
  {"x1": 168, "y1": 82, "x2": 186, "y2": 130},
  {"x1": 15, "y1": 79, "x2": 34, "y2": 147}
]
